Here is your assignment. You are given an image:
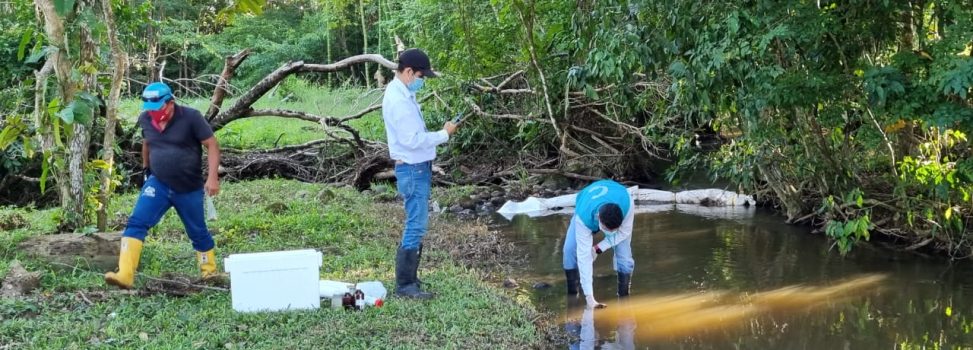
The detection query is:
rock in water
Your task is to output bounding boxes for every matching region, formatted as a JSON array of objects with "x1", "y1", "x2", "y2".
[{"x1": 532, "y1": 282, "x2": 551, "y2": 290}]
